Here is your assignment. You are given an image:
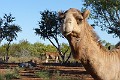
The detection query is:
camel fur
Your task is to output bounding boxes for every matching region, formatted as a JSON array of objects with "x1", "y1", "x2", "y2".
[
  {"x1": 59, "y1": 8, "x2": 120, "y2": 80},
  {"x1": 45, "y1": 52, "x2": 59, "y2": 63}
]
